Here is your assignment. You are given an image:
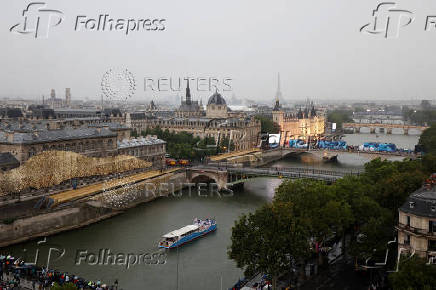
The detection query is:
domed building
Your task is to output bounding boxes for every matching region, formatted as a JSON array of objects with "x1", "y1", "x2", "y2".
[
  {"x1": 127, "y1": 88, "x2": 261, "y2": 151},
  {"x1": 206, "y1": 90, "x2": 228, "y2": 118}
]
